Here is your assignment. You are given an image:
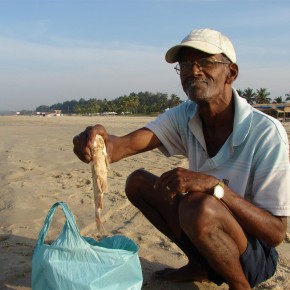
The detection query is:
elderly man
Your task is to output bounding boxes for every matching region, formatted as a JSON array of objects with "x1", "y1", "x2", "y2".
[{"x1": 73, "y1": 28, "x2": 290, "y2": 289}]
